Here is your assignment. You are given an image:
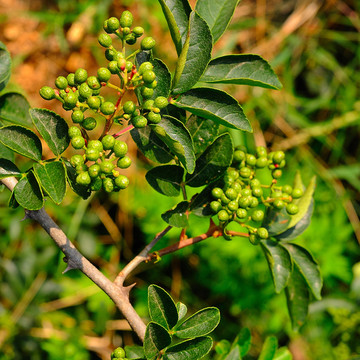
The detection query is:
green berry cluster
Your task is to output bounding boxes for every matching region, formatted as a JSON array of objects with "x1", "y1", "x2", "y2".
[
  {"x1": 209, "y1": 146, "x2": 304, "y2": 244},
  {"x1": 111, "y1": 347, "x2": 128, "y2": 360},
  {"x1": 68, "y1": 129, "x2": 130, "y2": 193}
]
